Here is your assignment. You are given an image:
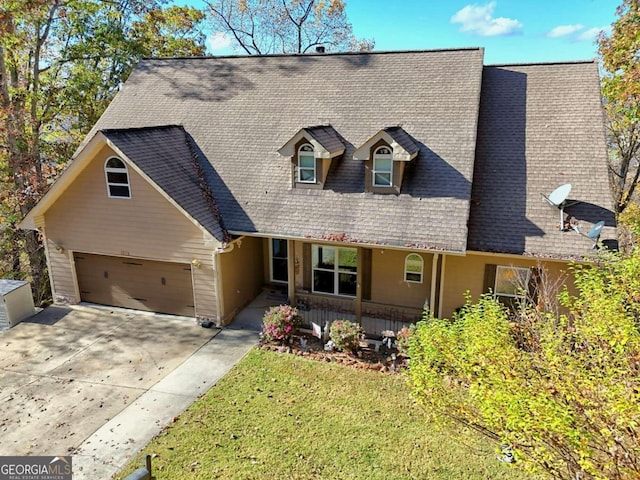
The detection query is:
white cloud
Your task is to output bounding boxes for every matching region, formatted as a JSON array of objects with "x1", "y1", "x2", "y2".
[
  {"x1": 451, "y1": 1, "x2": 523, "y2": 37},
  {"x1": 576, "y1": 26, "x2": 606, "y2": 42},
  {"x1": 207, "y1": 32, "x2": 233, "y2": 52},
  {"x1": 546, "y1": 24, "x2": 584, "y2": 38}
]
